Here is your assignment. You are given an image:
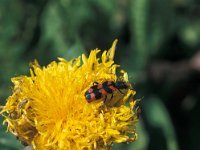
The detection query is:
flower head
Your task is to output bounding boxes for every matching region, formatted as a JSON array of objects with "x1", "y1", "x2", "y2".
[{"x1": 1, "y1": 40, "x2": 139, "y2": 150}]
